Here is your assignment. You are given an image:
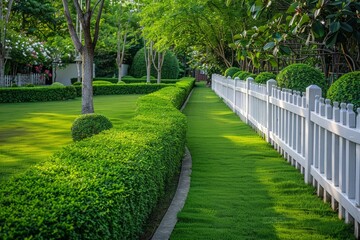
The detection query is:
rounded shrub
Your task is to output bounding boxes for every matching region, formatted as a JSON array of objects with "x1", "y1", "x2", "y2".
[
  {"x1": 71, "y1": 114, "x2": 113, "y2": 142},
  {"x1": 92, "y1": 80, "x2": 113, "y2": 85},
  {"x1": 255, "y1": 72, "x2": 277, "y2": 84},
  {"x1": 129, "y1": 49, "x2": 180, "y2": 79},
  {"x1": 51, "y1": 82, "x2": 65, "y2": 87},
  {"x1": 117, "y1": 81, "x2": 126, "y2": 84},
  {"x1": 24, "y1": 84, "x2": 35, "y2": 87},
  {"x1": 233, "y1": 71, "x2": 245, "y2": 78},
  {"x1": 141, "y1": 75, "x2": 156, "y2": 80},
  {"x1": 238, "y1": 71, "x2": 255, "y2": 80},
  {"x1": 276, "y1": 64, "x2": 326, "y2": 92},
  {"x1": 224, "y1": 67, "x2": 240, "y2": 78},
  {"x1": 327, "y1": 71, "x2": 360, "y2": 109},
  {"x1": 72, "y1": 81, "x2": 81, "y2": 86}
]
